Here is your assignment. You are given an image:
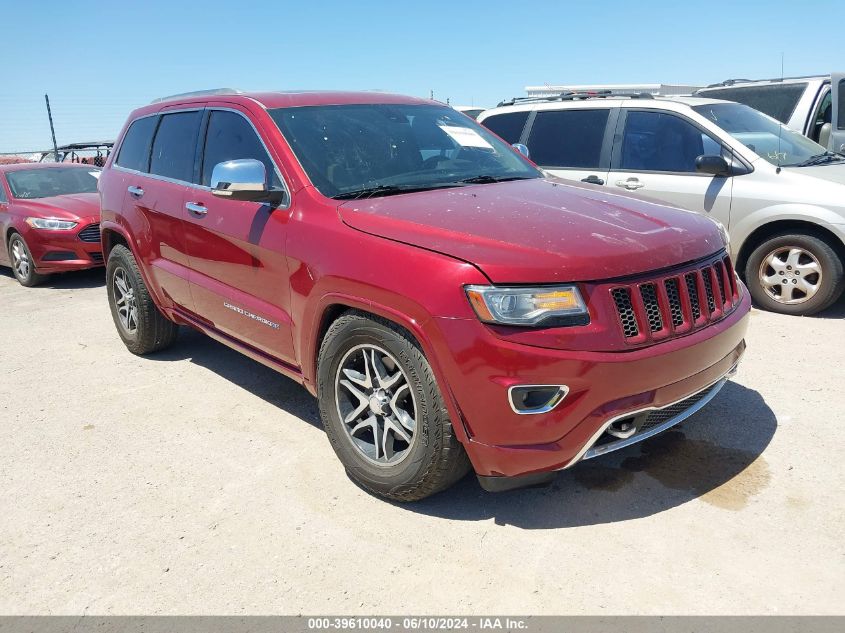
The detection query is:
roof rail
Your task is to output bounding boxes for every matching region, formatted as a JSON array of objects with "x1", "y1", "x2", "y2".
[
  {"x1": 496, "y1": 90, "x2": 654, "y2": 108},
  {"x1": 150, "y1": 88, "x2": 242, "y2": 104},
  {"x1": 702, "y1": 74, "x2": 826, "y2": 89}
]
